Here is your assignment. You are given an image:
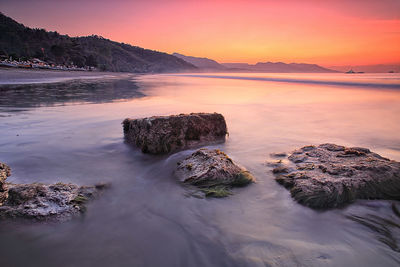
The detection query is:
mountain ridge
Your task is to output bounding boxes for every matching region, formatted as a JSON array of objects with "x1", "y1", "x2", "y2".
[
  {"x1": 172, "y1": 53, "x2": 336, "y2": 73},
  {"x1": 172, "y1": 53, "x2": 226, "y2": 70},
  {"x1": 222, "y1": 61, "x2": 337, "y2": 73}
]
